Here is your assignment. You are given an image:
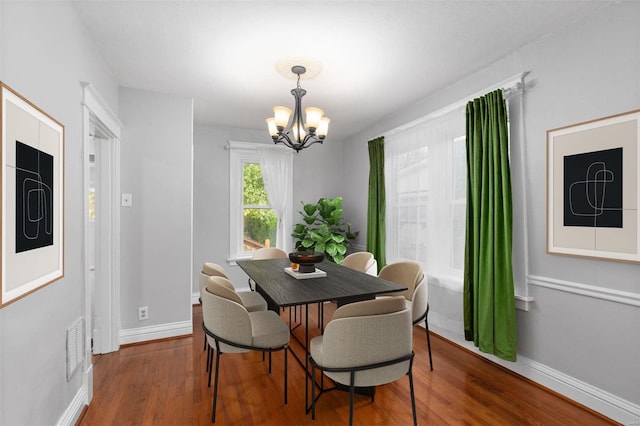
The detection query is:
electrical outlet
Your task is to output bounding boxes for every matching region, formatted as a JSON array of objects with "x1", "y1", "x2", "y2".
[{"x1": 138, "y1": 306, "x2": 149, "y2": 321}]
